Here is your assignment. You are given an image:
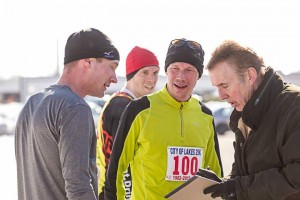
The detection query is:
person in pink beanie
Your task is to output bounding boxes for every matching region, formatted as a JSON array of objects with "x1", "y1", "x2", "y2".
[{"x1": 96, "y1": 46, "x2": 160, "y2": 200}]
